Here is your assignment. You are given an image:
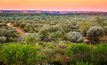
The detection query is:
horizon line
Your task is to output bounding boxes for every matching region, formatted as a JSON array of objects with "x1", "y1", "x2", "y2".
[{"x1": 0, "y1": 10, "x2": 107, "y2": 12}]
